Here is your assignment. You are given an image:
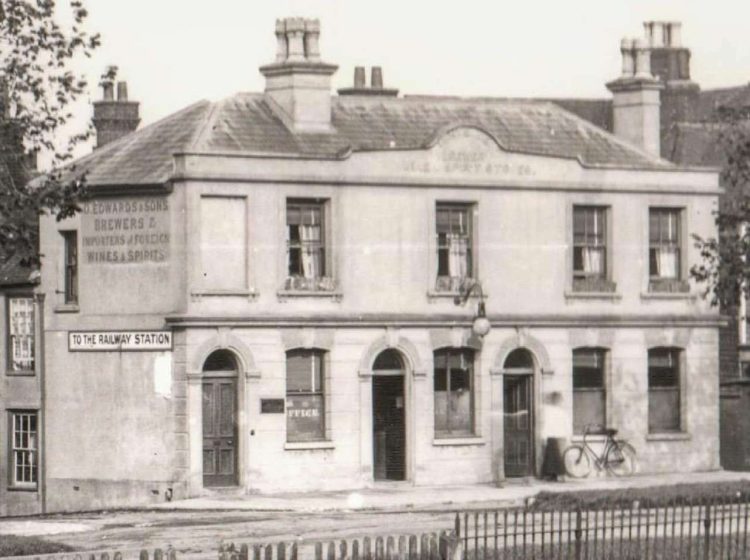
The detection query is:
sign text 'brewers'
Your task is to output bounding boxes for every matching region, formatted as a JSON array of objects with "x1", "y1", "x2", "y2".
[{"x1": 69, "y1": 331, "x2": 172, "y2": 351}]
